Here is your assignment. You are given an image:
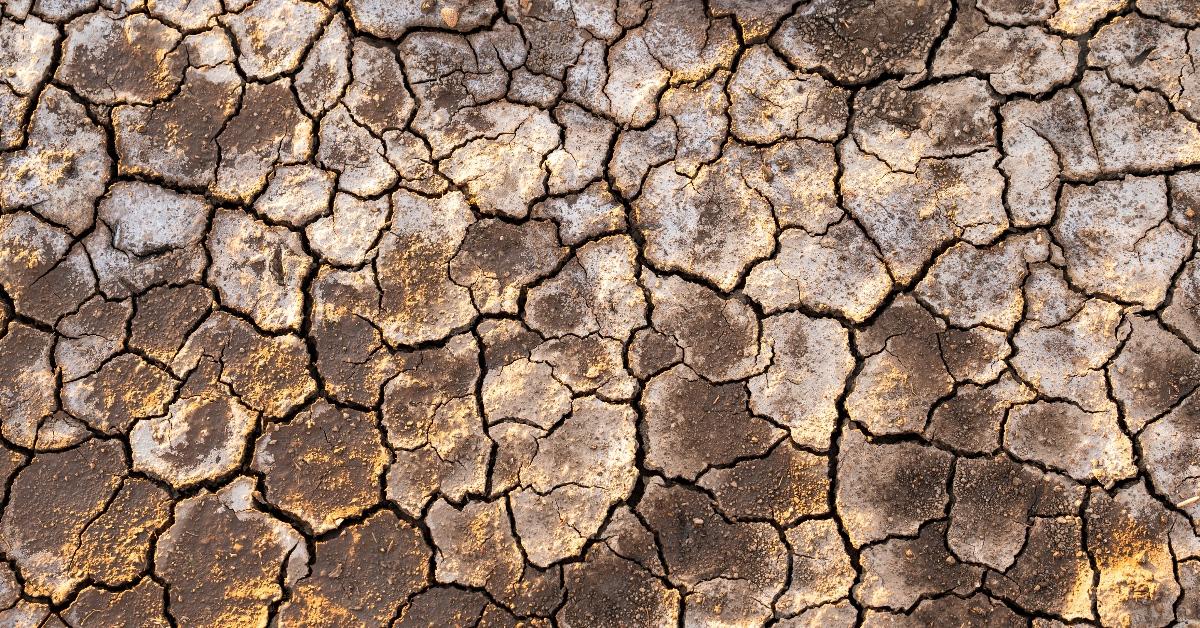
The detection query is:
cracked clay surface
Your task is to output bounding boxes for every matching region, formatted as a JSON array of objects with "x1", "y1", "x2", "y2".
[{"x1": 4, "y1": 0, "x2": 1200, "y2": 626}]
